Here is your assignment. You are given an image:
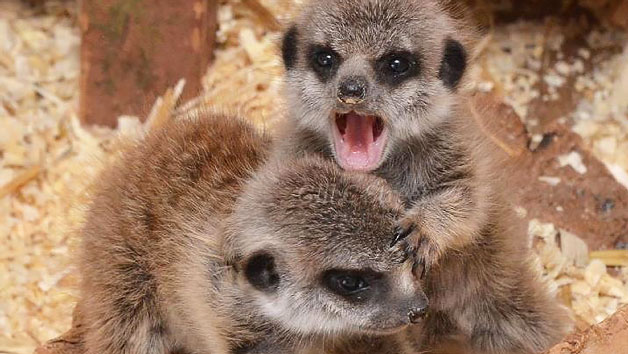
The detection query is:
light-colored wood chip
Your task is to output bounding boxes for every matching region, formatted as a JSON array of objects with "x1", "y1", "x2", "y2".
[{"x1": 590, "y1": 250, "x2": 628, "y2": 267}]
